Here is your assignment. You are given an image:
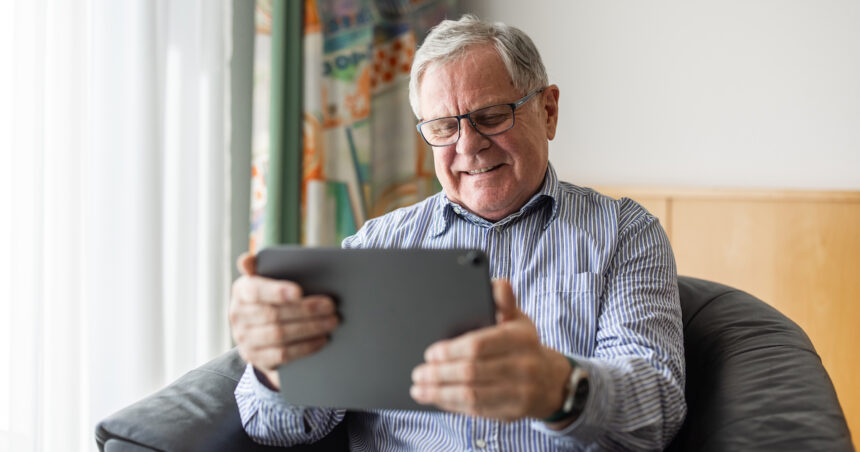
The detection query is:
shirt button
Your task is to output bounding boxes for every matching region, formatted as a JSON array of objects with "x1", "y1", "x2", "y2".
[{"x1": 475, "y1": 439, "x2": 487, "y2": 448}]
